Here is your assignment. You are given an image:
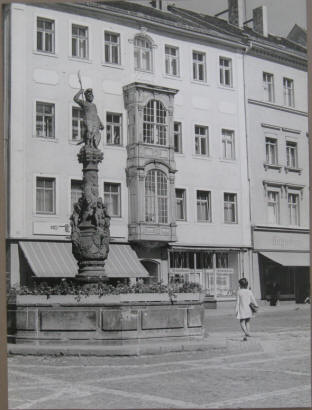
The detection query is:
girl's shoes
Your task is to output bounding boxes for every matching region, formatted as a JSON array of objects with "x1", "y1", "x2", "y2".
[
  {"x1": 246, "y1": 333, "x2": 251, "y2": 337},
  {"x1": 243, "y1": 336, "x2": 248, "y2": 341}
]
